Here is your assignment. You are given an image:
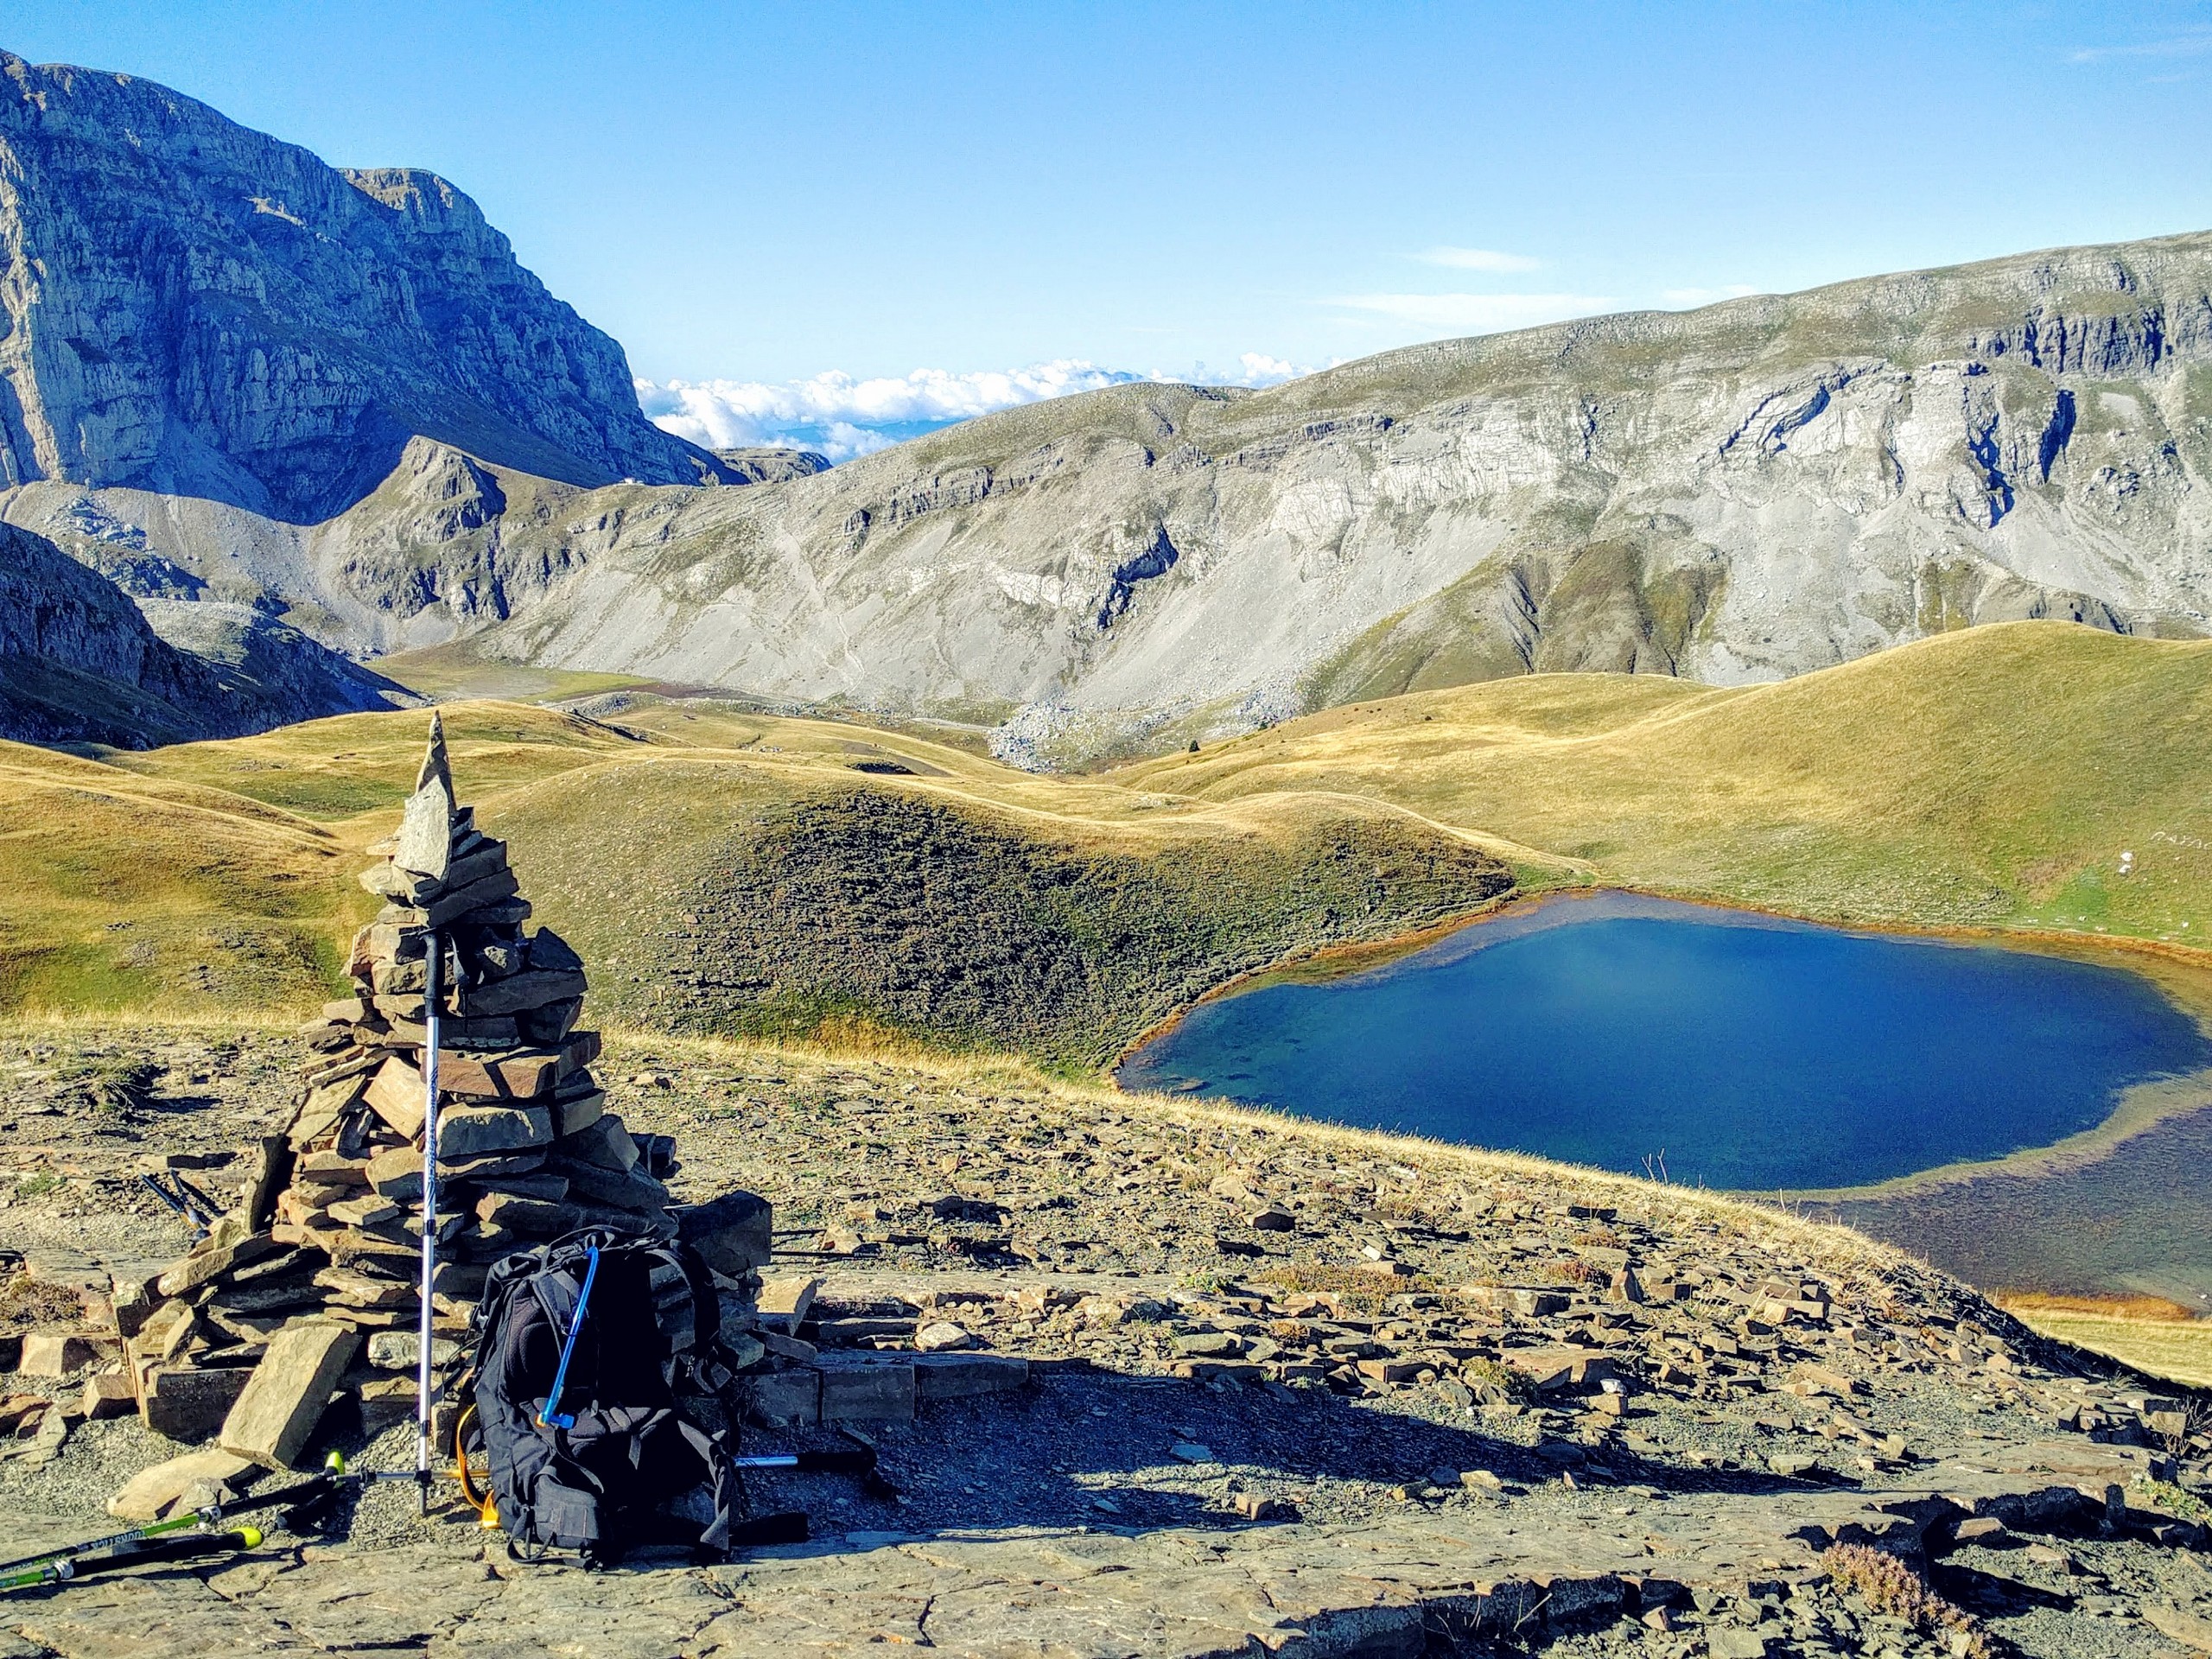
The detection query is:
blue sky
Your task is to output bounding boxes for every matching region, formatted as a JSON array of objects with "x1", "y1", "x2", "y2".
[{"x1": 10, "y1": 2, "x2": 2212, "y2": 454}]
